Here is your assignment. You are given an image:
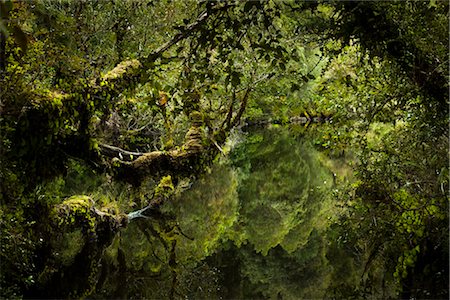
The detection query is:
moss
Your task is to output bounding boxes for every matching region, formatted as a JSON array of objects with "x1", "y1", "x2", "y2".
[
  {"x1": 183, "y1": 112, "x2": 205, "y2": 151},
  {"x1": 159, "y1": 175, "x2": 174, "y2": 190},
  {"x1": 51, "y1": 195, "x2": 125, "y2": 238},
  {"x1": 154, "y1": 175, "x2": 174, "y2": 198},
  {"x1": 53, "y1": 195, "x2": 93, "y2": 221},
  {"x1": 112, "y1": 110, "x2": 208, "y2": 183},
  {"x1": 189, "y1": 111, "x2": 203, "y2": 126},
  {"x1": 100, "y1": 202, "x2": 121, "y2": 216},
  {"x1": 31, "y1": 89, "x2": 72, "y2": 110},
  {"x1": 103, "y1": 59, "x2": 142, "y2": 81},
  {"x1": 184, "y1": 127, "x2": 203, "y2": 152}
]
